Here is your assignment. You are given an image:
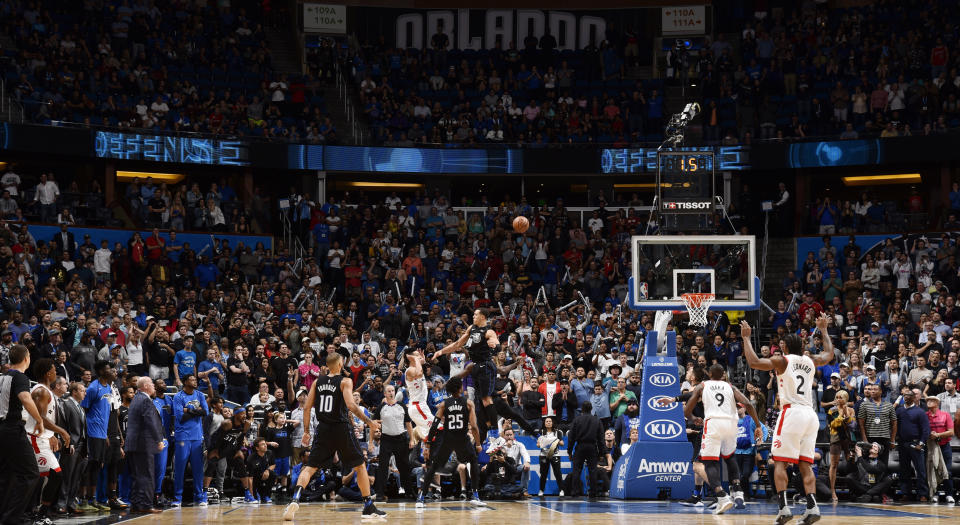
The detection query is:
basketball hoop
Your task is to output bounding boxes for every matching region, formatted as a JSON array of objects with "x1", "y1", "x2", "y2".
[{"x1": 680, "y1": 293, "x2": 715, "y2": 328}]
